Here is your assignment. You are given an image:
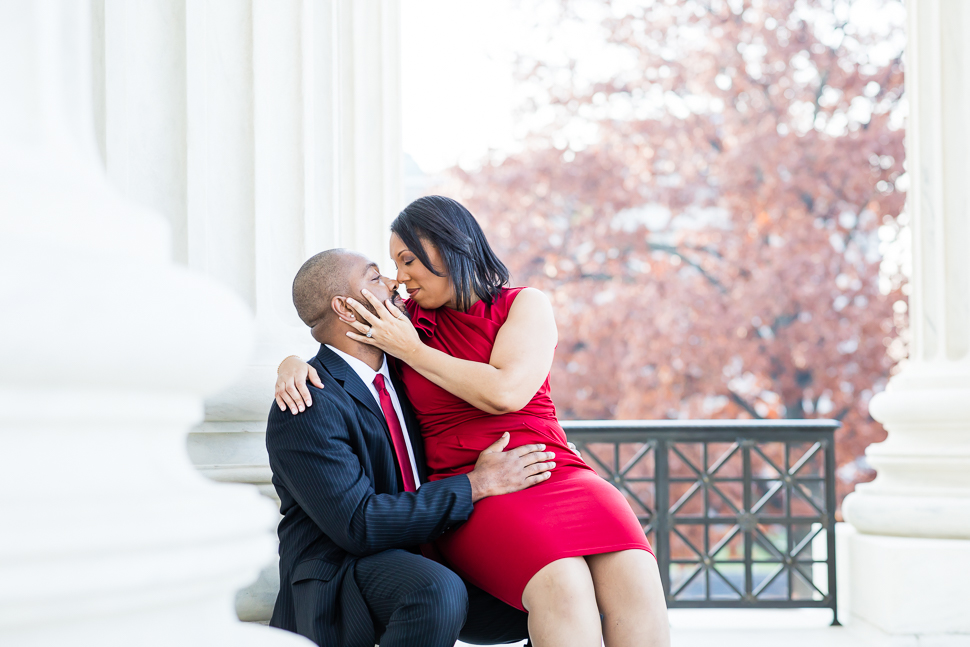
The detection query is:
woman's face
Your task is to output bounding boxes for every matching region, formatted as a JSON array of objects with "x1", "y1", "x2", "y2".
[{"x1": 390, "y1": 232, "x2": 456, "y2": 310}]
